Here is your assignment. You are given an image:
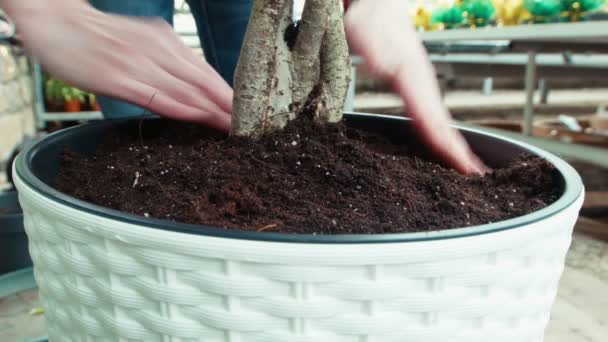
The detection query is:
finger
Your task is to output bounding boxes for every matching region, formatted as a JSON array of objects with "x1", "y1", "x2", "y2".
[
  {"x1": 123, "y1": 55, "x2": 229, "y2": 120},
  {"x1": 130, "y1": 19, "x2": 233, "y2": 114},
  {"x1": 107, "y1": 17, "x2": 233, "y2": 114},
  {"x1": 155, "y1": 53, "x2": 233, "y2": 114},
  {"x1": 150, "y1": 91, "x2": 231, "y2": 131},
  {"x1": 399, "y1": 87, "x2": 485, "y2": 174},
  {"x1": 346, "y1": 15, "x2": 487, "y2": 174},
  {"x1": 411, "y1": 116, "x2": 486, "y2": 175},
  {"x1": 117, "y1": 78, "x2": 231, "y2": 132},
  {"x1": 90, "y1": 43, "x2": 232, "y2": 129},
  {"x1": 144, "y1": 21, "x2": 234, "y2": 113},
  {"x1": 390, "y1": 63, "x2": 487, "y2": 174},
  {"x1": 344, "y1": 1, "x2": 409, "y2": 80}
]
